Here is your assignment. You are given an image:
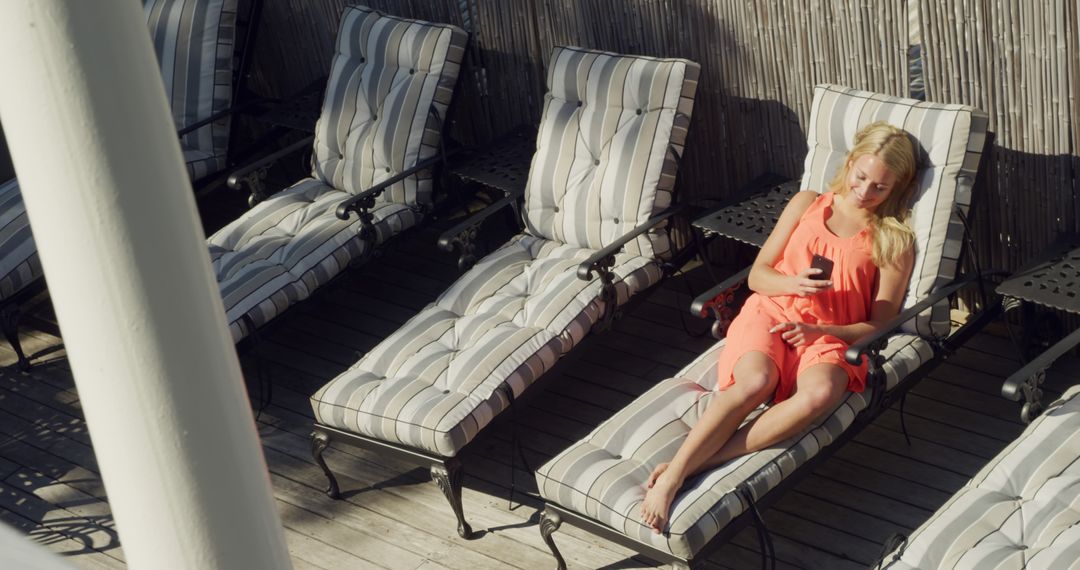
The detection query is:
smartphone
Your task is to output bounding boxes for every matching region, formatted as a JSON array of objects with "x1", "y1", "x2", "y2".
[{"x1": 810, "y1": 254, "x2": 834, "y2": 281}]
